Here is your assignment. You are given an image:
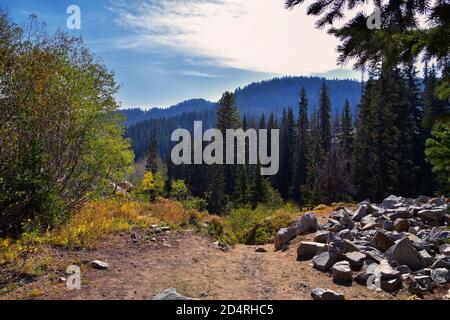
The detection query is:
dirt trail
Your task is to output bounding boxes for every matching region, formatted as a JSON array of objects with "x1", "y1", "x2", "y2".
[{"x1": 5, "y1": 227, "x2": 433, "y2": 300}]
